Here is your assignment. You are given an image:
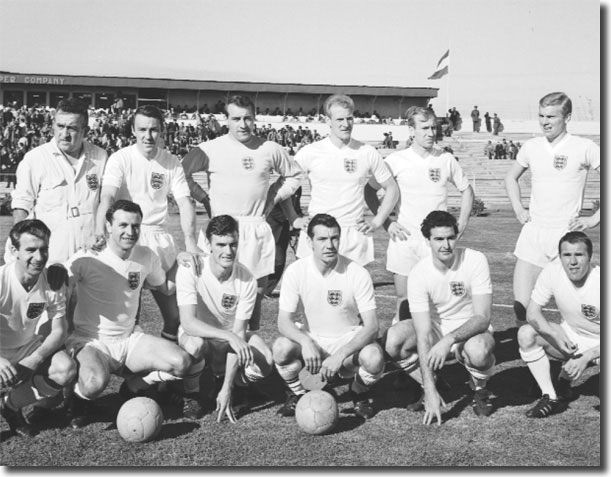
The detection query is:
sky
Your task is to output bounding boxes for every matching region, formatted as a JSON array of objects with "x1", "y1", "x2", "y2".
[{"x1": 0, "y1": 0, "x2": 601, "y2": 120}]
